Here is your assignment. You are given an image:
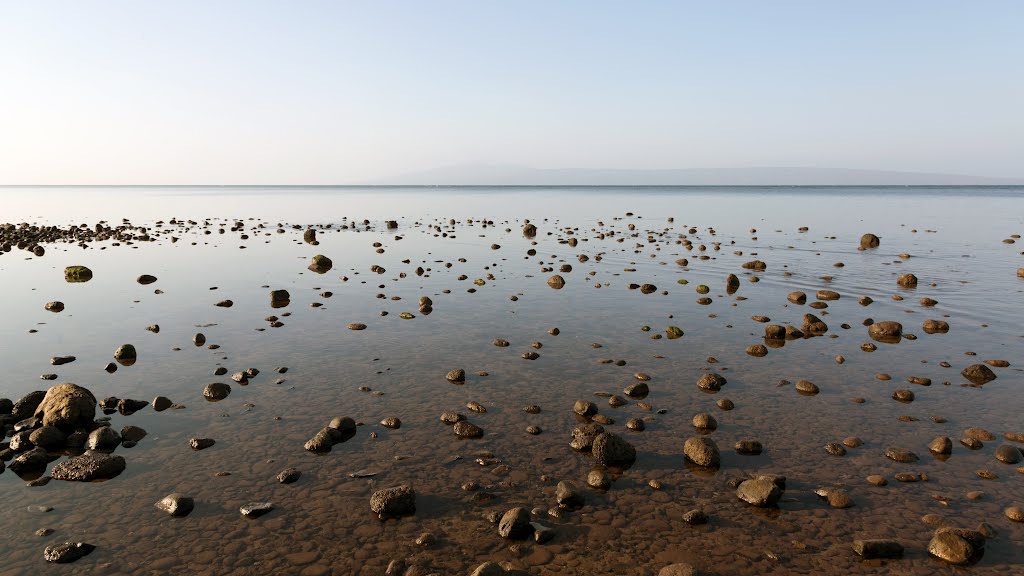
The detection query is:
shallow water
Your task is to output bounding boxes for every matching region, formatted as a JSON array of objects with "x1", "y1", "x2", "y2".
[{"x1": 0, "y1": 186, "x2": 1023, "y2": 575}]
